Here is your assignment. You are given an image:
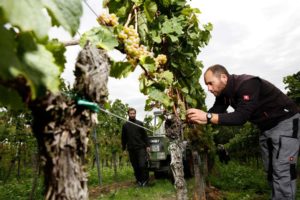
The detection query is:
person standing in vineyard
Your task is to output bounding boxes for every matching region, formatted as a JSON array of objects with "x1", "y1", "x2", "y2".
[
  {"x1": 187, "y1": 64, "x2": 300, "y2": 200},
  {"x1": 122, "y1": 108, "x2": 151, "y2": 187}
]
